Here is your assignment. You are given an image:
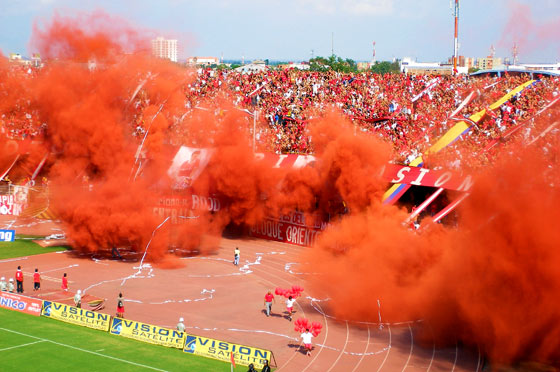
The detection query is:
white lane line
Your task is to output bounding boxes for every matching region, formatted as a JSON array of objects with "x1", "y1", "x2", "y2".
[
  {"x1": 0, "y1": 340, "x2": 45, "y2": 352},
  {"x1": 0, "y1": 328, "x2": 169, "y2": 372},
  {"x1": 452, "y1": 342, "x2": 458, "y2": 372},
  {"x1": 402, "y1": 324, "x2": 413, "y2": 372},
  {"x1": 376, "y1": 325, "x2": 392, "y2": 372},
  {"x1": 351, "y1": 325, "x2": 370, "y2": 372},
  {"x1": 326, "y1": 320, "x2": 349, "y2": 372},
  {"x1": 475, "y1": 346, "x2": 481, "y2": 372}
]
